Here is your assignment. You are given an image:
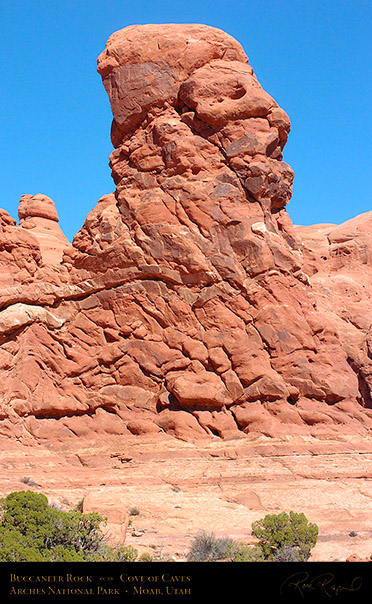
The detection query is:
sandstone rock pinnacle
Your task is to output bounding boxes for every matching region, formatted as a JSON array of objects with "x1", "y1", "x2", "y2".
[
  {"x1": 0, "y1": 24, "x2": 372, "y2": 446},
  {"x1": 18, "y1": 193, "x2": 72, "y2": 265}
]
